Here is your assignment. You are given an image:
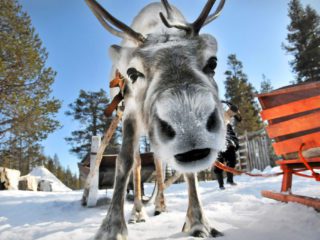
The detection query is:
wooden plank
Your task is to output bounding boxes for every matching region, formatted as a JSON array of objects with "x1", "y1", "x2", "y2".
[
  {"x1": 260, "y1": 95, "x2": 320, "y2": 121},
  {"x1": 276, "y1": 157, "x2": 320, "y2": 165},
  {"x1": 262, "y1": 190, "x2": 320, "y2": 211},
  {"x1": 266, "y1": 111, "x2": 320, "y2": 138},
  {"x1": 257, "y1": 81, "x2": 320, "y2": 98},
  {"x1": 273, "y1": 132, "x2": 320, "y2": 155}
]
